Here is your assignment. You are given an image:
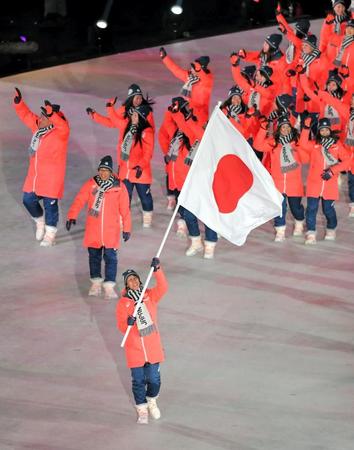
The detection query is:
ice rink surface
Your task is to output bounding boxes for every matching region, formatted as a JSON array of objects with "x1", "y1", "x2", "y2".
[{"x1": 1, "y1": 19, "x2": 354, "y2": 450}]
